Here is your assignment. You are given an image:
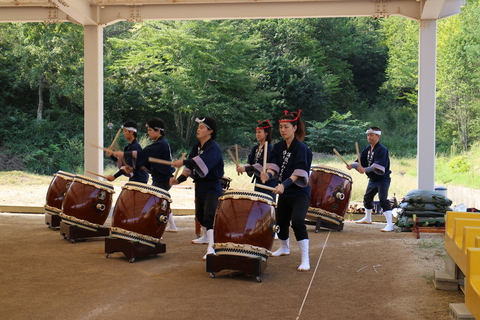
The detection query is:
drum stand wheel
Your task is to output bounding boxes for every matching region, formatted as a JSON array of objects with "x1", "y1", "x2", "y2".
[
  {"x1": 59, "y1": 221, "x2": 109, "y2": 242},
  {"x1": 206, "y1": 254, "x2": 267, "y2": 282},
  {"x1": 45, "y1": 213, "x2": 61, "y2": 229},
  {"x1": 104, "y1": 237, "x2": 166, "y2": 263}
]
